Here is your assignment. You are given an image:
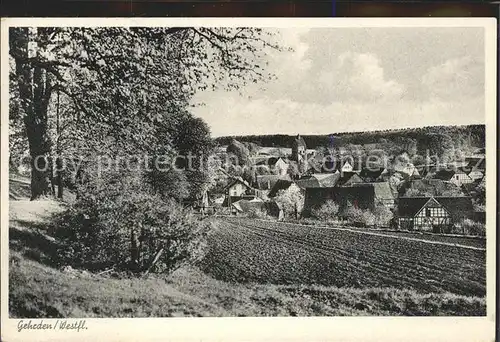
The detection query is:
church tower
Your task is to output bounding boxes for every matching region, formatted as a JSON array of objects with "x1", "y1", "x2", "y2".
[{"x1": 291, "y1": 134, "x2": 307, "y2": 164}]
